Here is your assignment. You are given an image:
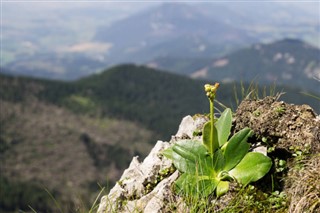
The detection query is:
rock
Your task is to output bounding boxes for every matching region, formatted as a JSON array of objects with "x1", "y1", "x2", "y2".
[
  {"x1": 97, "y1": 140, "x2": 175, "y2": 213},
  {"x1": 252, "y1": 144, "x2": 268, "y2": 156},
  {"x1": 142, "y1": 170, "x2": 179, "y2": 212},
  {"x1": 233, "y1": 97, "x2": 320, "y2": 154},
  {"x1": 97, "y1": 115, "x2": 206, "y2": 213},
  {"x1": 175, "y1": 115, "x2": 195, "y2": 138},
  {"x1": 175, "y1": 114, "x2": 208, "y2": 139}
]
